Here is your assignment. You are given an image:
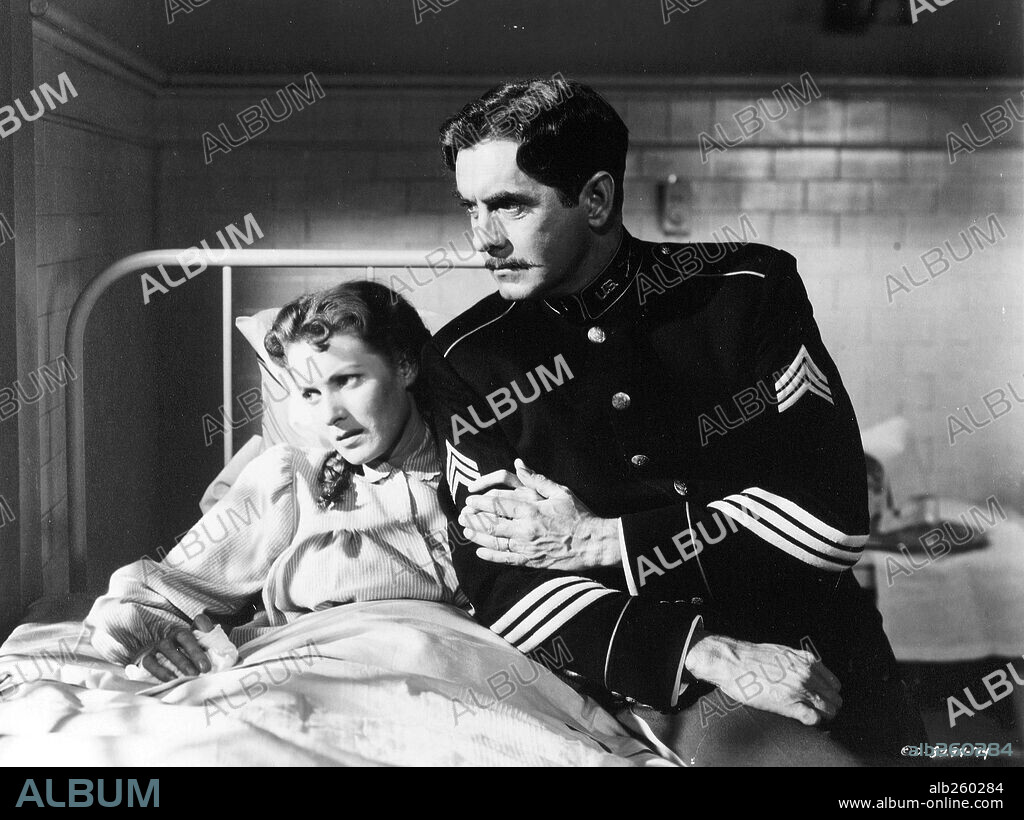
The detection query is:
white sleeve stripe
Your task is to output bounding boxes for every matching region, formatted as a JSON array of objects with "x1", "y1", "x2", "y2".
[
  {"x1": 778, "y1": 354, "x2": 830, "y2": 394},
  {"x1": 617, "y1": 517, "x2": 638, "y2": 596},
  {"x1": 805, "y1": 350, "x2": 829, "y2": 383},
  {"x1": 501, "y1": 581, "x2": 609, "y2": 644},
  {"x1": 742, "y1": 487, "x2": 868, "y2": 546},
  {"x1": 444, "y1": 440, "x2": 482, "y2": 500},
  {"x1": 722, "y1": 494, "x2": 862, "y2": 563},
  {"x1": 447, "y1": 471, "x2": 477, "y2": 503},
  {"x1": 515, "y1": 589, "x2": 617, "y2": 653},
  {"x1": 782, "y1": 366, "x2": 831, "y2": 399},
  {"x1": 775, "y1": 345, "x2": 828, "y2": 393},
  {"x1": 777, "y1": 379, "x2": 834, "y2": 413},
  {"x1": 778, "y1": 367, "x2": 831, "y2": 402},
  {"x1": 774, "y1": 345, "x2": 811, "y2": 391},
  {"x1": 709, "y1": 500, "x2": 856, "y2": 573},
  {"x1": 445, "y1": 442, "x2": 483, "y2": 503},
  {"x1": 445, "y1": 439, "x2": 479, "y2": 471},
  {"x1": 446, "y1": 451, "x2": 477, "y2": 478},
  {"x1": 796, "y1": 346, "x2": 828, "y2": 383},
  {"x1": 489, "y1": 576, "x2": 587, "y2": 634}
]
